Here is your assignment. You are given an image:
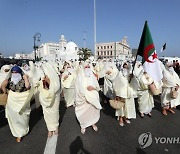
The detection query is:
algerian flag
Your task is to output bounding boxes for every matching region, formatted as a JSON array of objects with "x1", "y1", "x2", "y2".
[{"x1": 137, "y1": 21, "x2": 163, "y2": 82}]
